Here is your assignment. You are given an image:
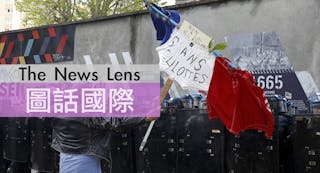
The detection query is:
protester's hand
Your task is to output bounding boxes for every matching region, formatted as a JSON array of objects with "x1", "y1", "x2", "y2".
[
  {"x1": 145, "y1": 117, "x2": 159, "y2": 122},
  {"x1": 144, "y1": 109, "x2": 163, "y2": 122}
]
